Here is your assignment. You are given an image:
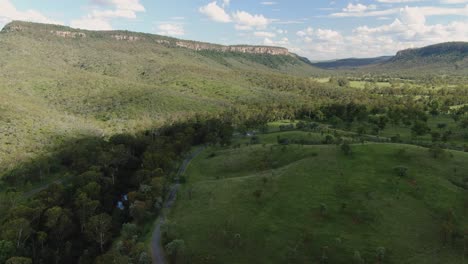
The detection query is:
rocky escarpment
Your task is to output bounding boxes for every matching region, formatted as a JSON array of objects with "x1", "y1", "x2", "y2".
[
  {"x1": 174, "y1": 41, "x2": 290, "y2": 56},
  {"x1": 1, "y1": 20, "x2": 292, "y2": 56}
]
